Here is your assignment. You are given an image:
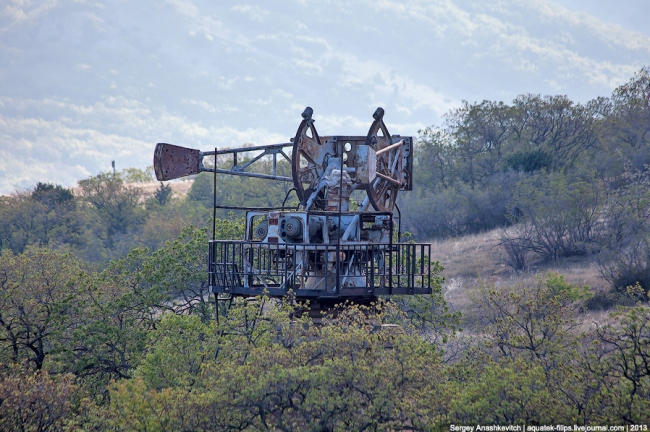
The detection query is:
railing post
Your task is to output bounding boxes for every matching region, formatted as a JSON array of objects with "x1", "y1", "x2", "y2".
[
  {"x1": 389, "y1": 245, "x2": 393, "y2": 295},
  {"x1": 408, "y1": 244, "x2": 418, "y2": 294},
  {"x1": 369, "y1": 245, "x2": 375, "y2": 296}
]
